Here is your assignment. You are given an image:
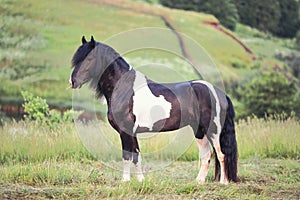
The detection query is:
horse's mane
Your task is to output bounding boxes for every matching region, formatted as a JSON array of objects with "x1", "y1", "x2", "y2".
[{"x1": 71, "y1": 42, "x2": 95, "y2": 68}]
